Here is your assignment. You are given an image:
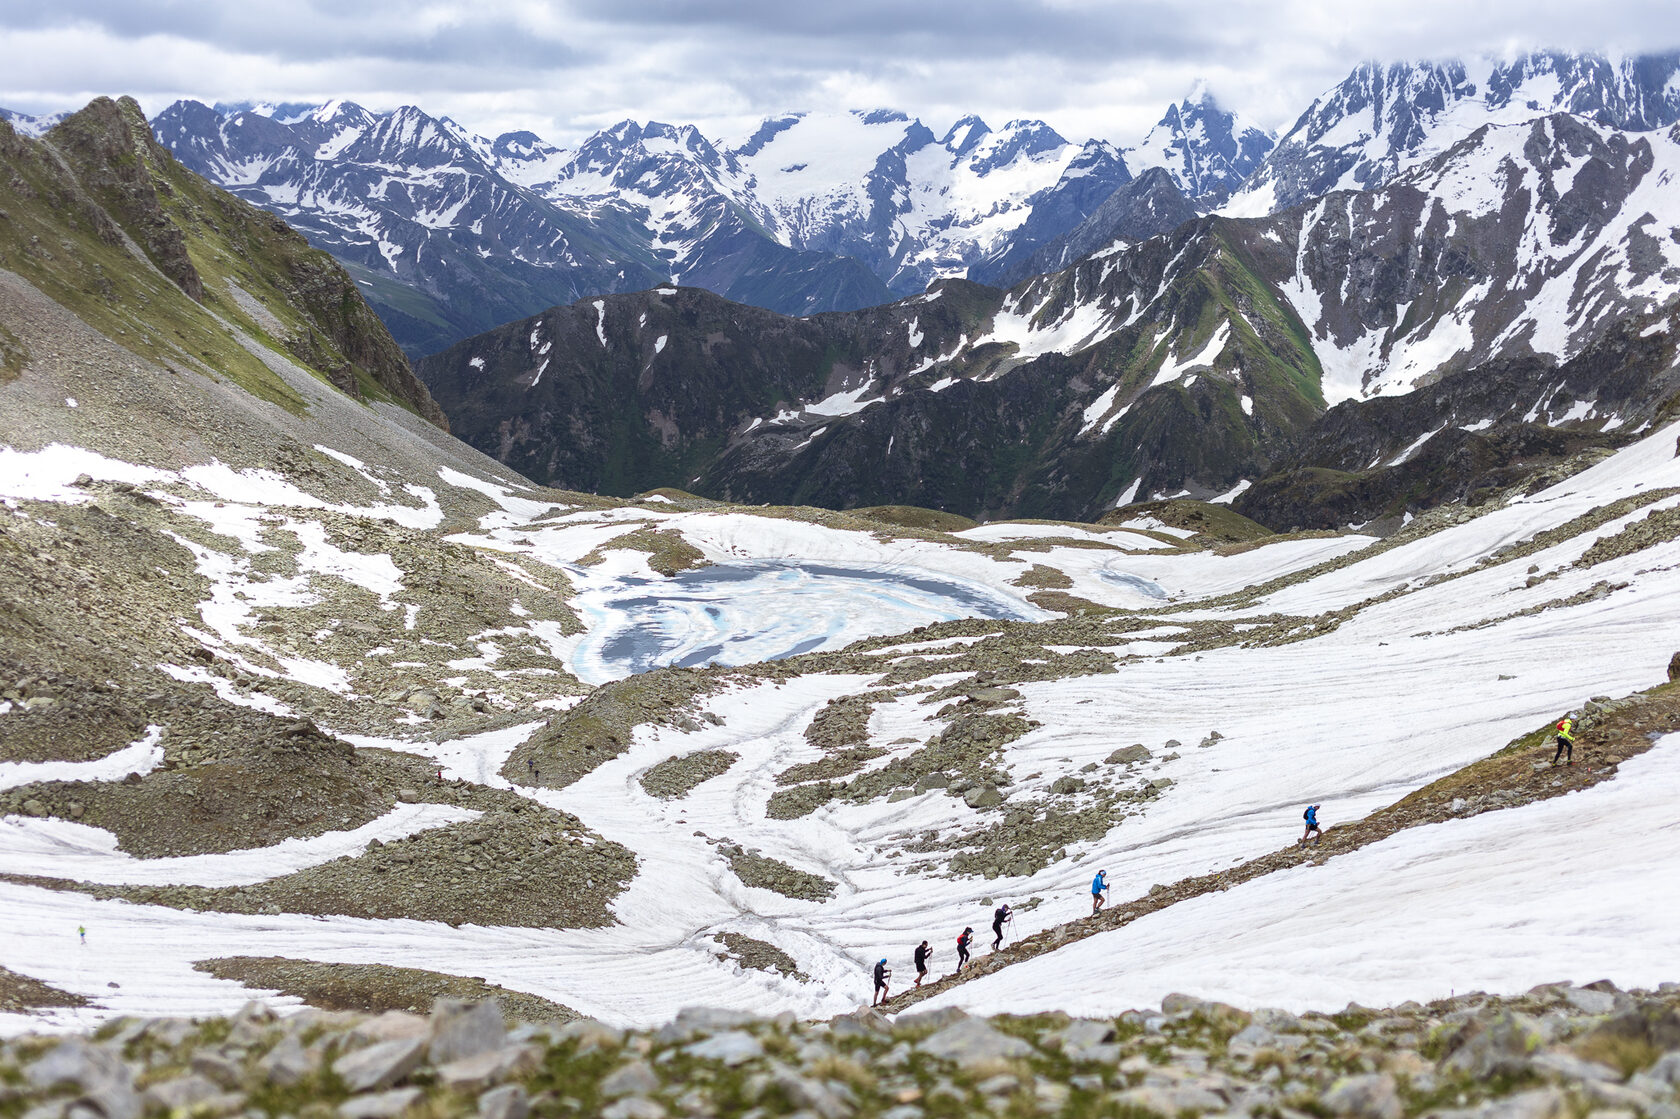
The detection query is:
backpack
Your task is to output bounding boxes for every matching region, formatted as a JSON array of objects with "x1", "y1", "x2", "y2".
[{"x1": 1303, "y1": 807, "x2": 1311, "y2": 821}]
